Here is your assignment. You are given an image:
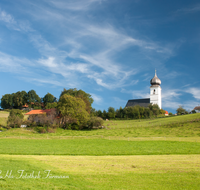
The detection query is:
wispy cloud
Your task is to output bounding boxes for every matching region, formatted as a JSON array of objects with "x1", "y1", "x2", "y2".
[
  {"x1": 0, "y1": 9, "x2": 32, "y2": 32},
  {"x1": 185, "y1": 87, "x2": 200, "y2": 100},
  {"x1": 48, "y1": 0, "x2": 104, "y2": 11},
  {"x1": 175, "y1": 4, "x2": 200, "y2": 14},
  {"x1": 90, "y1": 93, "x2": 103, "y2": 105},
  {"x1": 0, "y1": 1, "x2": 180, "y2": 91},
  {"x1": 0, "y1": 10, "x2": 15, "y2": 23}
]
